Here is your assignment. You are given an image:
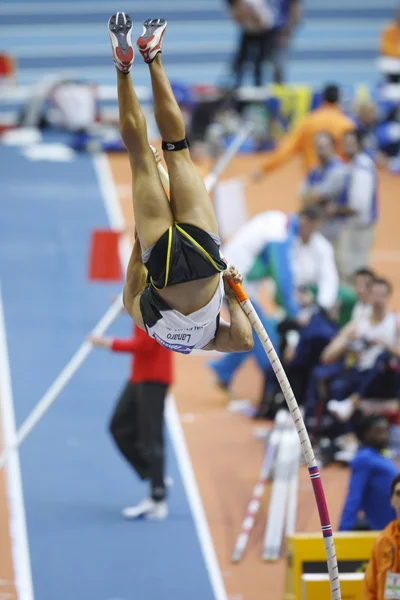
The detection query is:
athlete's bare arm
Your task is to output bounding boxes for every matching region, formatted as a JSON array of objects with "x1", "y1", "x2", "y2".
[
  {"x1": 203, "y1": 267, "x2": 254, "y2": 353},
  {"x1": 123, "y1": 235, "x2": 146, "y2": 329}
]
